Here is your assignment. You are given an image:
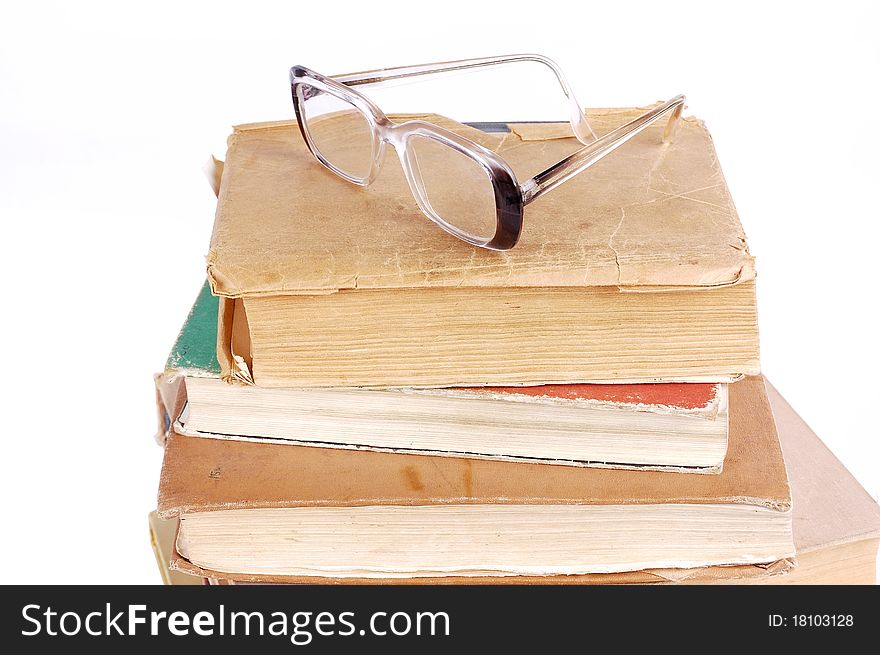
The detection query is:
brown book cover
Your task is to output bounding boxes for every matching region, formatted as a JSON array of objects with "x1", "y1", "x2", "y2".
[
  {"x1": 158, "y1": 376, "x2": 788, "y2": 516},
  {"x1": 205, "y1": 112, "x2": 759, "y2": 387},
  {"x1": 166, "y1": 382, "x2": 880, "y2": 585}
]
